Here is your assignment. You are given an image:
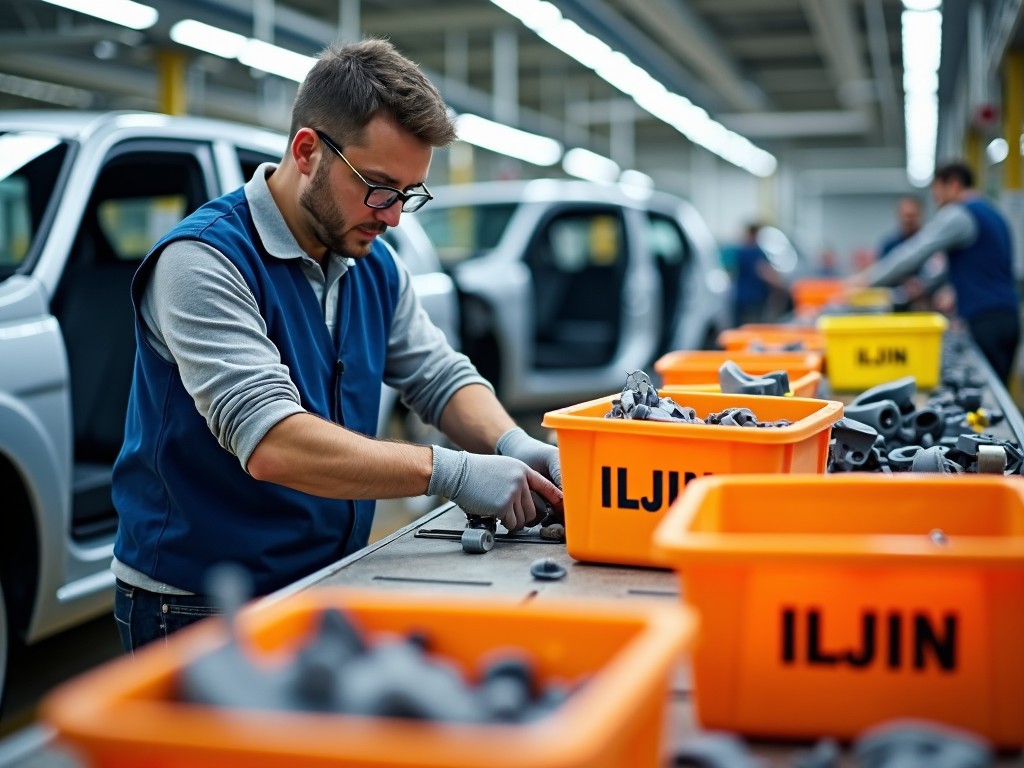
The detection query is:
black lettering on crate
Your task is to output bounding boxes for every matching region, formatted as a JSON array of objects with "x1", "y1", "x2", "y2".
[
  {"x1": 780, "y1": 608, "x2": 957, "y2": 671},
  {"x1": 857, "y1": 348, "x2": 908, "y2": 365},
  {"x1": 599, "y1": 466, "x2": 704, "y2": 511}
]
